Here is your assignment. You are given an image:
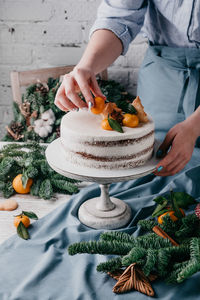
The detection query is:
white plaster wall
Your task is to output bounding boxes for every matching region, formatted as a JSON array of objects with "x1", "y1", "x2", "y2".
[{"x1": 0, "y1": 0, "x2": 148, "y2": 139}]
